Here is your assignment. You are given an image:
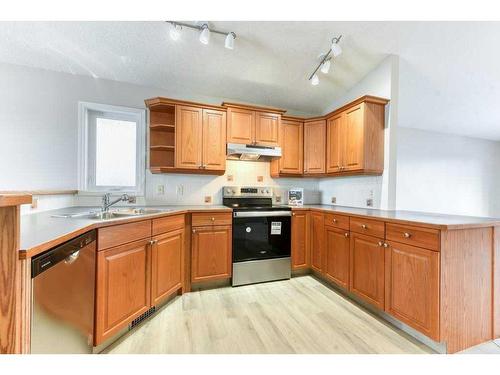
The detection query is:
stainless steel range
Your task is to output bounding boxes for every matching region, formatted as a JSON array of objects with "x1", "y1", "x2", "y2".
[{"x1": 223, "y1": 186, "x2": 291, "y2": 286}]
